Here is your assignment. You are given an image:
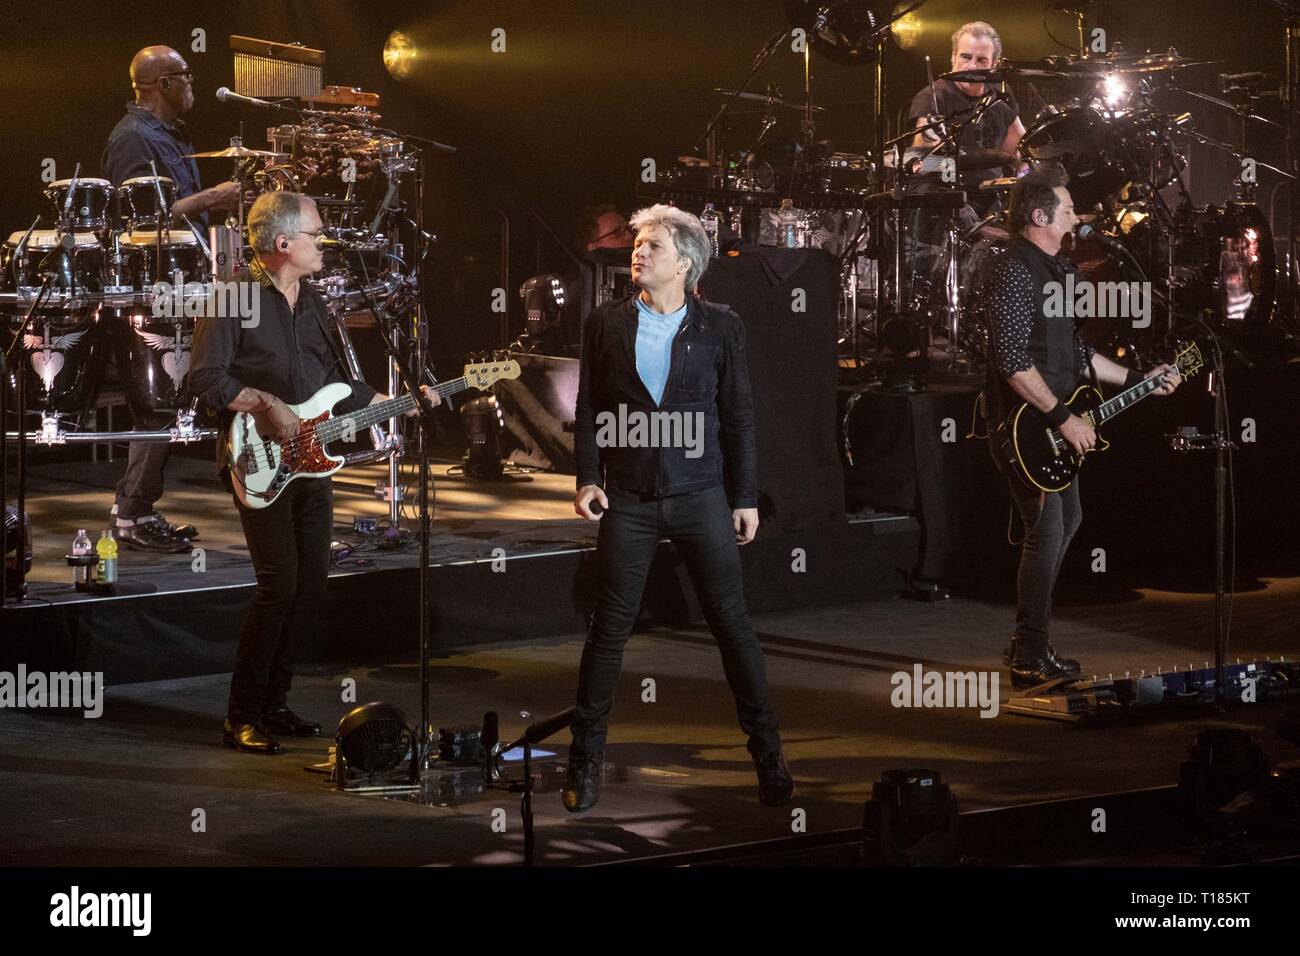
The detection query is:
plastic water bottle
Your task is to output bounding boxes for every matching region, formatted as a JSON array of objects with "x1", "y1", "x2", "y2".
[
  {"x1": 778, "y1": 199, "x2": 799, "y2": 249},
  {"x1": 72, "y1": 529, "x2": 92, "y2": 590},
  {"x1": 96, "y1": 528, "x2": 118, "y2": 586},
  {"x1": 700, "y1": 203, "x2": 721, "y2": 258}
]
